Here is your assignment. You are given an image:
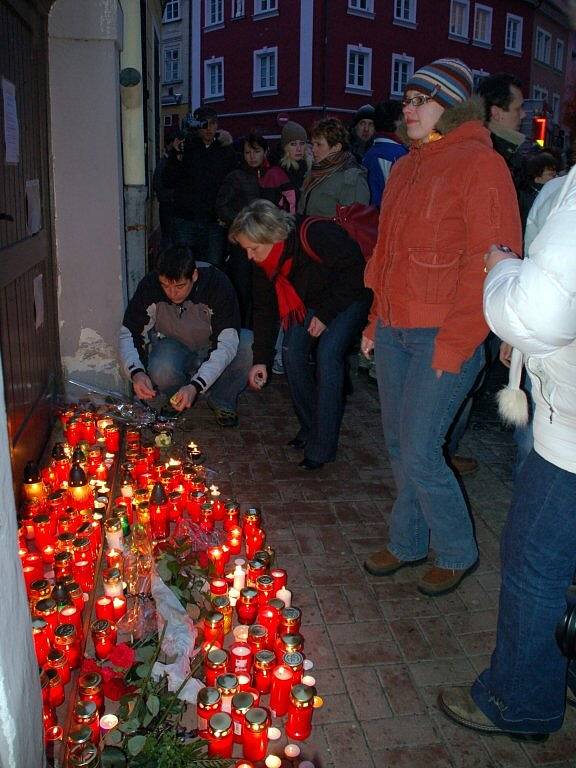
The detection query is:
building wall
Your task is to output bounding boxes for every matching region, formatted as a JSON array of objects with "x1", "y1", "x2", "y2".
[{"x1": 531, "y1": 3, "x2": 570, "y2": 129}]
